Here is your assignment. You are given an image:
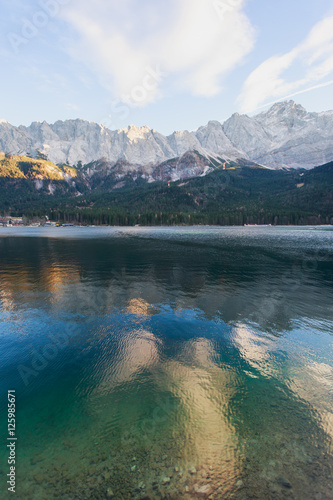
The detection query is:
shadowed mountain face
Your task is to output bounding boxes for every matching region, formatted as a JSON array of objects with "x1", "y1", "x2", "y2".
[{"x1": 0, "y1": 101, "x2": 332, "y2": 170}]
